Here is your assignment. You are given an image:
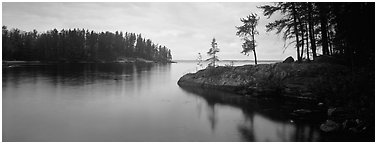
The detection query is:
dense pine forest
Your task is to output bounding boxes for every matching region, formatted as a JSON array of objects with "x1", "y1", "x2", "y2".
[
  {"x1": 259, "y1": 2, "x2": 374, "y2": 67},
  {"x1": 2, "y1": 26, "x2": 172, "y2": 63}
]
